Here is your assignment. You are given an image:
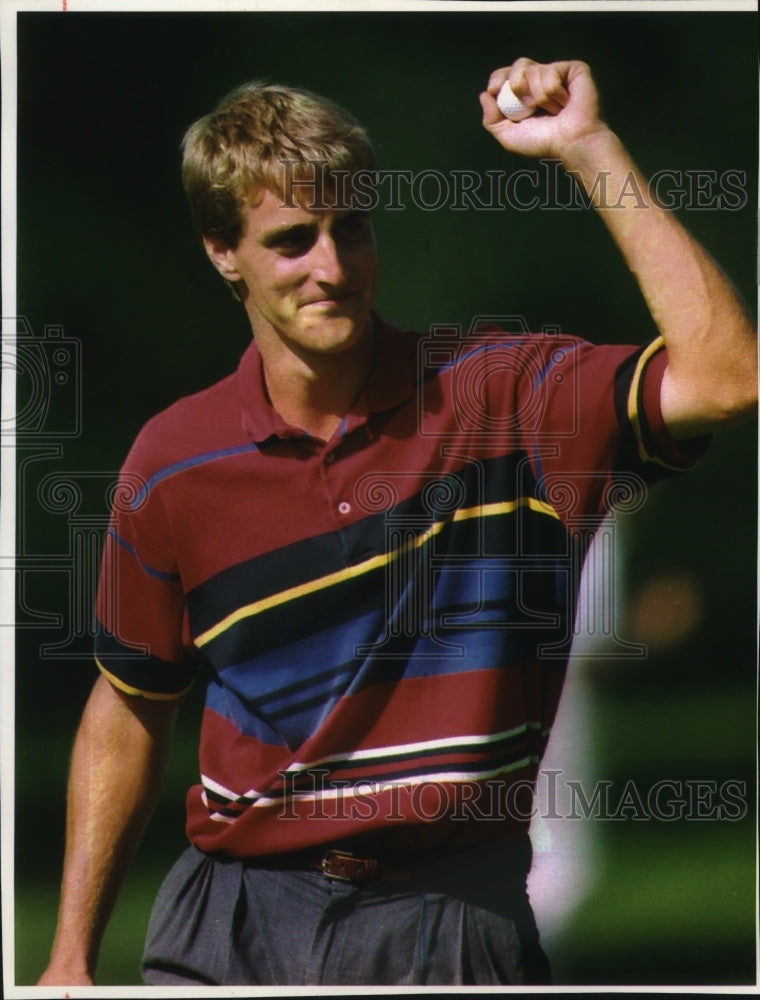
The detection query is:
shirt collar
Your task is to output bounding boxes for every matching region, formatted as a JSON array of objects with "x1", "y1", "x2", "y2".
[{"x1": 237, "y1": 311, "x2": 415, "y2": 444}]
